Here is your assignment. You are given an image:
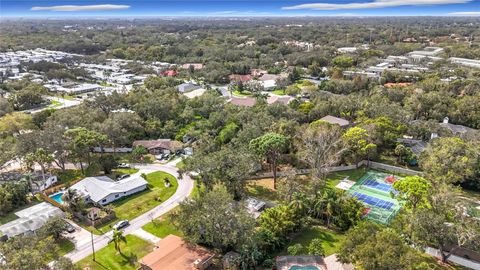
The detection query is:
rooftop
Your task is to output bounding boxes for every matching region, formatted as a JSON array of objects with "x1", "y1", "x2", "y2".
[
  {"x1": 0, "y1": 202, "x2": 64, "y2": 238},
  {"x1": 139, "y1": 235, "x2": 215, "y2": 270}
]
